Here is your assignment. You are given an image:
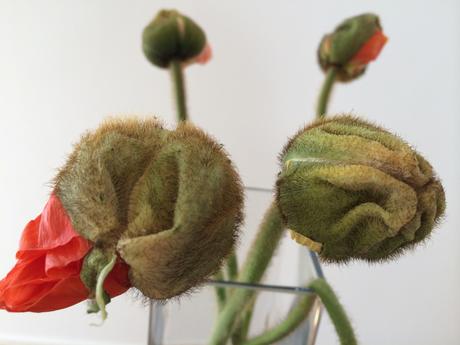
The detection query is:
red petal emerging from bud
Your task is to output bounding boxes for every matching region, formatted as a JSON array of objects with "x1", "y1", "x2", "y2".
[
  {"x1": 351, "y1": 30, "x2": 388, "y2": 65},
  {"x1": 0, "y1": 194, "x2": 130, "y2": 312},
  {"x1": 183, "y1": 43, "x2": 212, "y2": 67},
  {"x1": 194, "y1": 43, "x2": 212, "y2": 64}
]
